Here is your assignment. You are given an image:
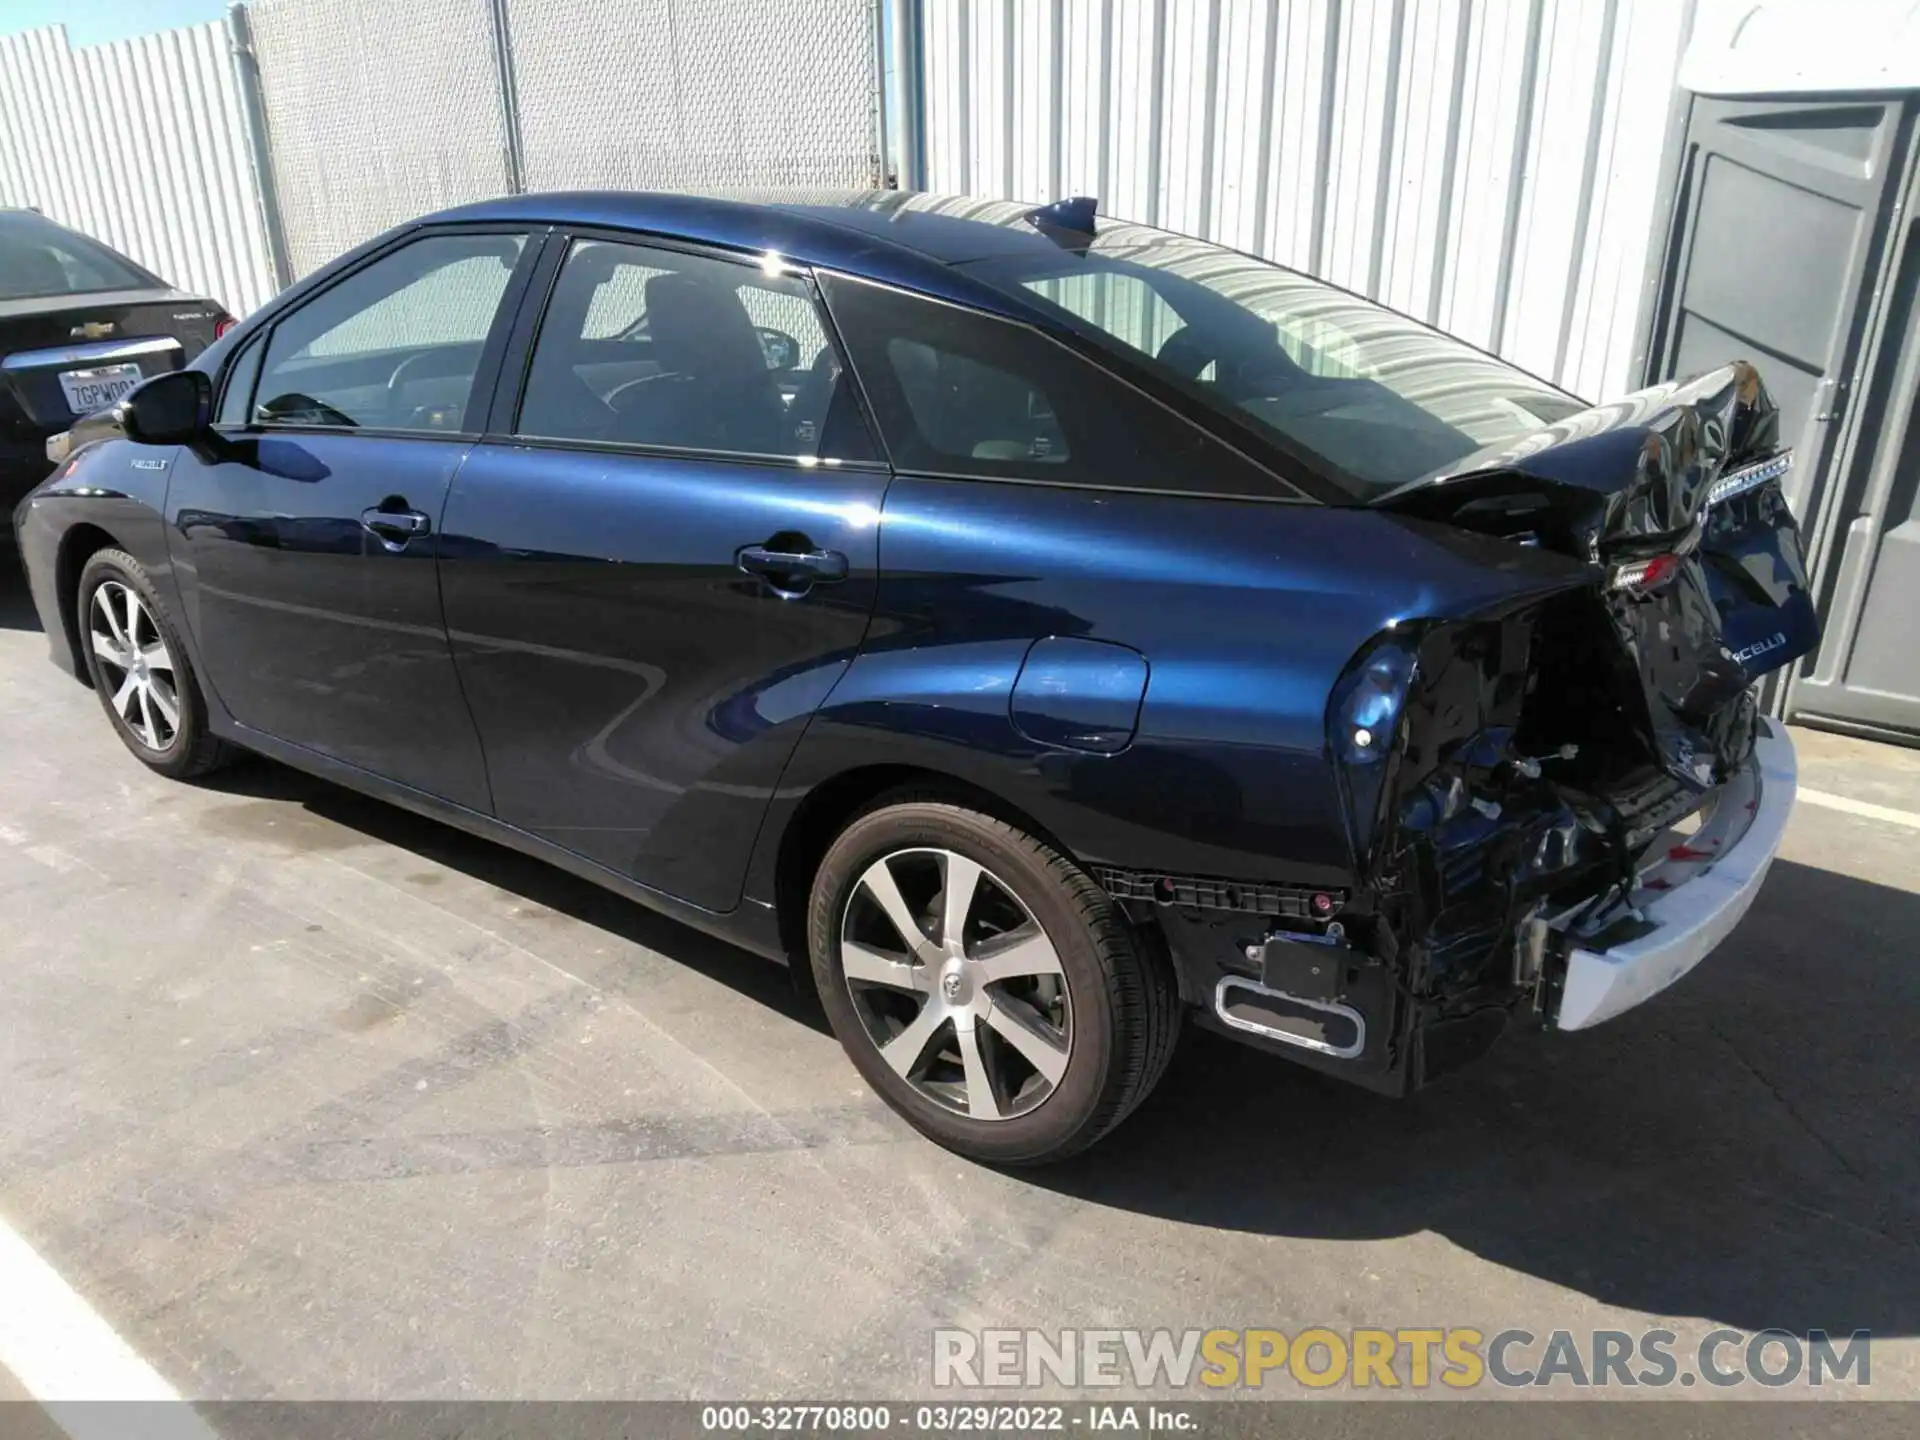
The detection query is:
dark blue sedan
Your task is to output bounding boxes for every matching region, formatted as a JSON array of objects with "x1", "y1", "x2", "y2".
[{"x1": 13, "y1": 191, "x2": 1817, "y2": 1163}]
